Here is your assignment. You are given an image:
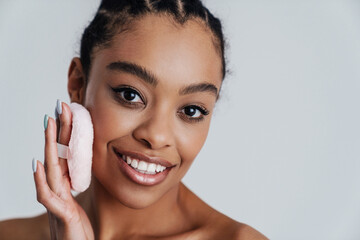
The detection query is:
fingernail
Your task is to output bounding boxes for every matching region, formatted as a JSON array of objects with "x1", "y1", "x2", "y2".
[
  {"x1": 55, "y1": 99, "x2": 62, "y2": 118},
  {"x1": 44, "y1": 114, "x2": 49, "y2": 130},
  {"x1": 32, "y1": 158, "x2": 37, "y2": 173}
]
